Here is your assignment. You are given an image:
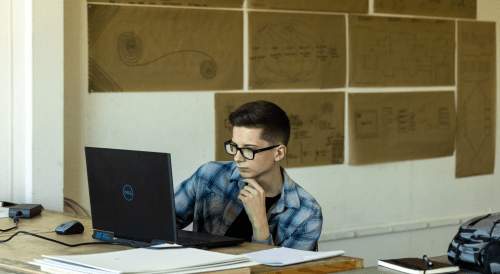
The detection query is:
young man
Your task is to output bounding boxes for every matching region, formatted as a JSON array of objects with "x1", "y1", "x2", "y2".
[{"x1": 174, "y1": 101, "x2": 322, "y2": 251}]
